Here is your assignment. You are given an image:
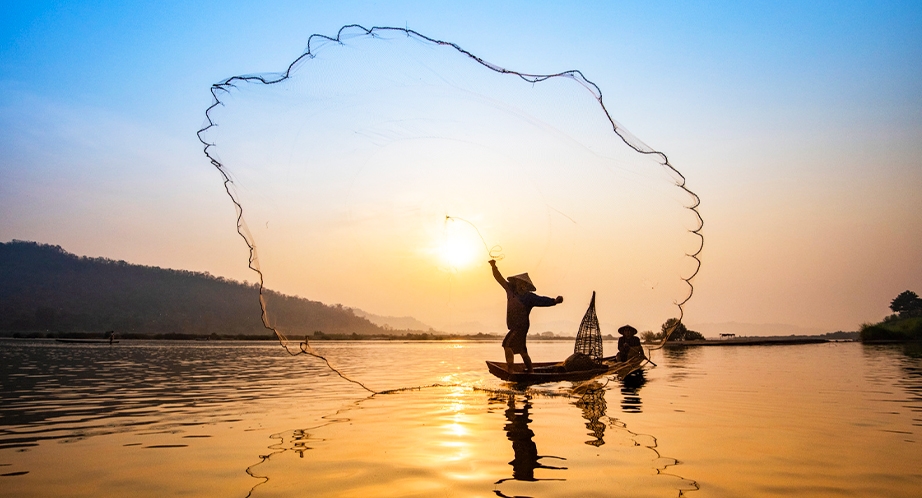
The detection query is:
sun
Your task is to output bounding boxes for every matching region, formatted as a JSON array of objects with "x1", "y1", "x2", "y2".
[{"x1": 438, "y1": 230, "x2": 480, "y2": 270}]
